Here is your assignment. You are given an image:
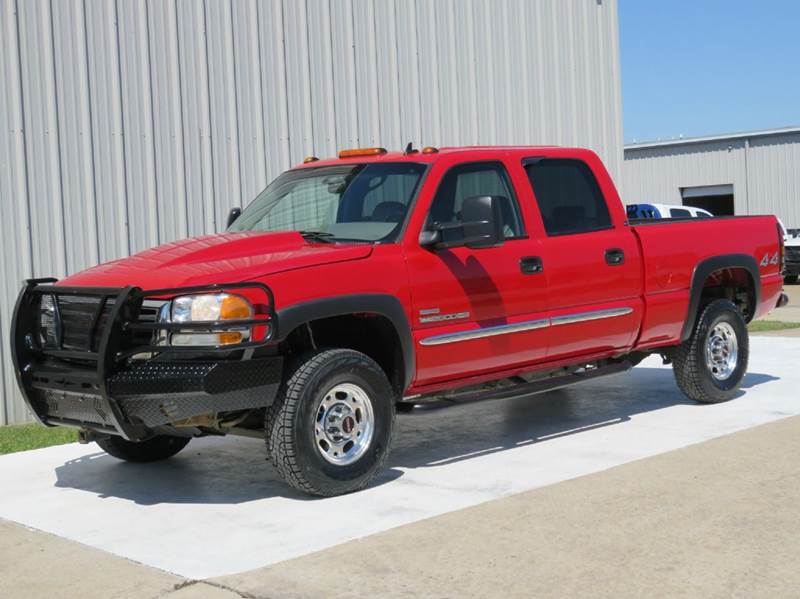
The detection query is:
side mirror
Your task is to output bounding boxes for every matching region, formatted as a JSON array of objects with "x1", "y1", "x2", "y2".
[
  {"x1": 419, "y1": 195, "x2": 504, "y2": 250},
  {"x1": 461, "y1": 195, "x2": 504, "y2": 249},
  {"x1": 226, "y1": 207, "x2": 242, "y2": 229}
]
